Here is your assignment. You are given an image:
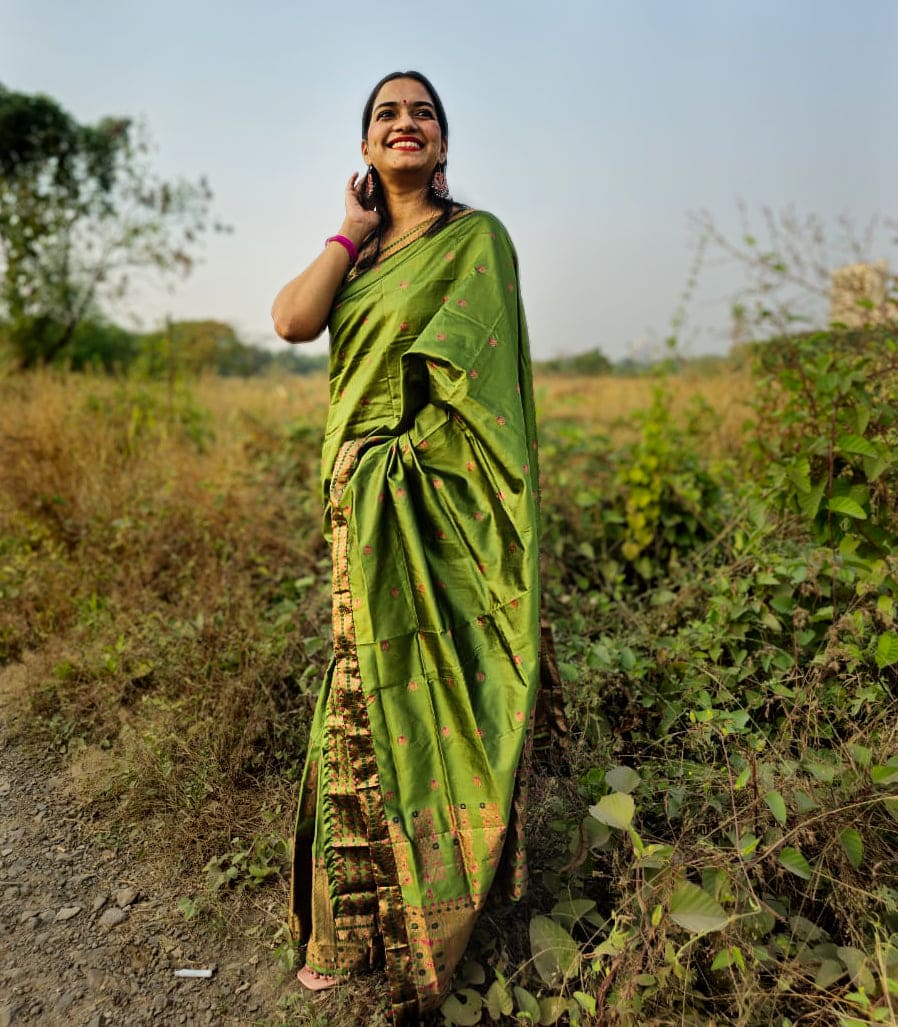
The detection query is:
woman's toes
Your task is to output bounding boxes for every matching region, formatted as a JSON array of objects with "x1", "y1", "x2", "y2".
[{"x1": 296, "y1": 965, "x2": 340, "y2": 991}]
